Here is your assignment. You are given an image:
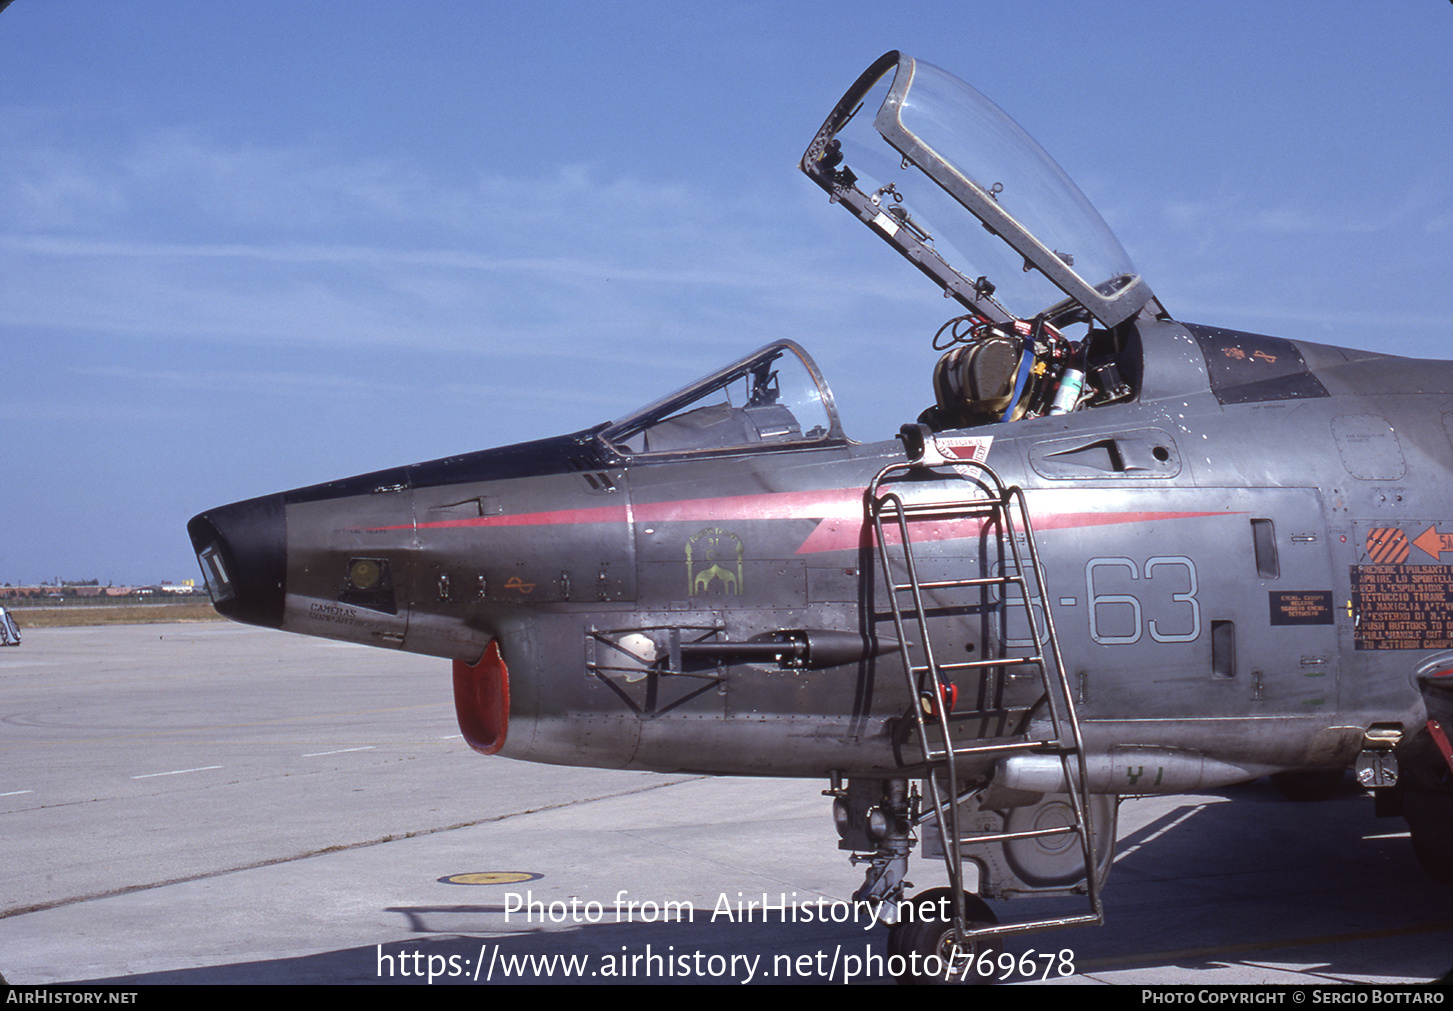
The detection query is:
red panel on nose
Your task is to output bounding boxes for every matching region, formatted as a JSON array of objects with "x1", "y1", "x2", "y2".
[{"x1": 454, "y1": 641, "x2": 509, "y2": 755}]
